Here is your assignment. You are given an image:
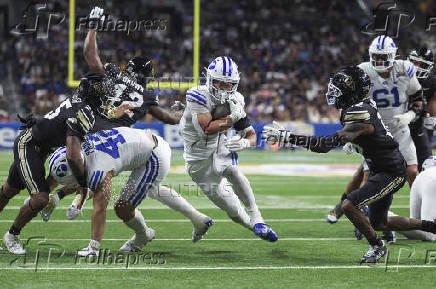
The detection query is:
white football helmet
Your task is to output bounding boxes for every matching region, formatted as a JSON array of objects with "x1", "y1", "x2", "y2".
[
  {"x1": 369, "y1": 35, "x2": 397, "y2": 72},
  {"x1": 206, "y1": 56, "x2": 240, "y2": 104},
  {"x1": 49, "y1": 147, "x2": 80, "y2": 188},
  {"x1": 422, "y1": 156, "x2": 436, "y2": 171}
]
